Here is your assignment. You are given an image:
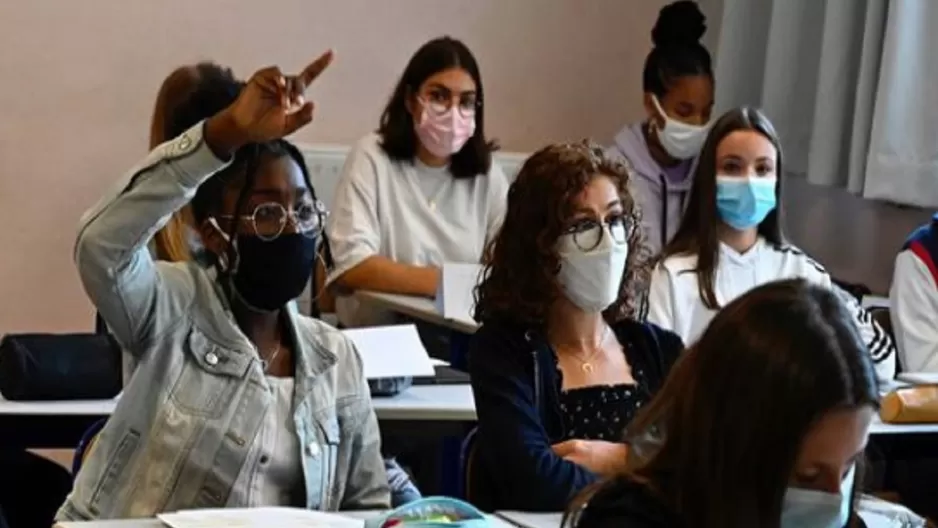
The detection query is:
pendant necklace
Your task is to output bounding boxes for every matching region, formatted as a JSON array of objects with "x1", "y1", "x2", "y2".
[
  {"x1": 261, "y1": 341, "x2": 282, "y2": 373},
  {"x1": 574, "y1": 325, "x2": 610, "y2": 374}
]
